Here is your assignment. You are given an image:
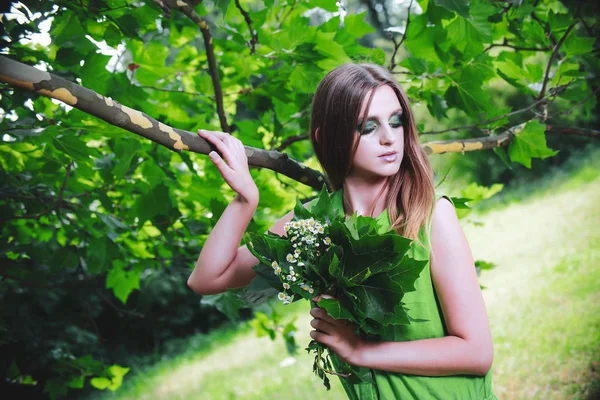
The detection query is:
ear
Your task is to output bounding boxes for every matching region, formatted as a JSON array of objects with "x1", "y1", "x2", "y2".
[{"x1": 315, "y1": 128, "x2": 321, "y2": 144}]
